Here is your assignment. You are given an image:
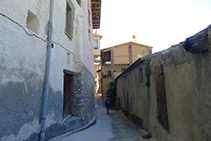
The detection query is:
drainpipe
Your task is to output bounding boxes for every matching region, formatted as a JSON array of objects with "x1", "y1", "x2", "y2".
[{"x1": 40, "y1": 0, "x2": 54, "y2": 141}]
